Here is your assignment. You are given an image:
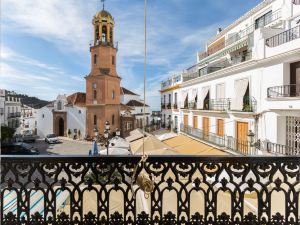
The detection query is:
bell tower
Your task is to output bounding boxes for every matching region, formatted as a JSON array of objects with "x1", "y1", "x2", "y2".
[{"x1": 85, "y1": 6, "x2": 121, "y2": 137}]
